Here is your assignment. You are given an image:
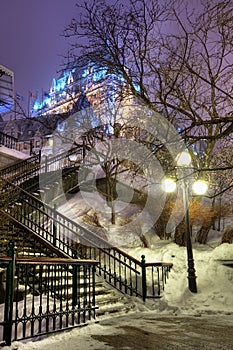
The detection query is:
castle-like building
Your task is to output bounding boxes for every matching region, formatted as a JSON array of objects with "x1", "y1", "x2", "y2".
[
  {"x1": 31, "y1": 58, "x2": 131, "y2": 117},
  {"x1": 0, "y1": 58, "x2": 137, "y2": 159}
]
